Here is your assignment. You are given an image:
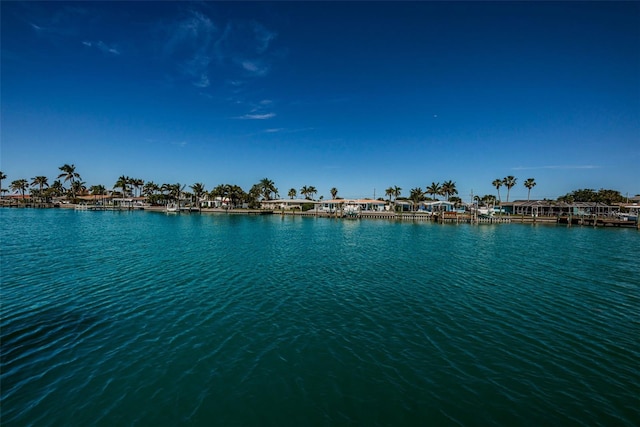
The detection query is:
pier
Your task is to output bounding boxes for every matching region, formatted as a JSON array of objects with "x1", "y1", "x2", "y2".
[
  {"x1": 74, "y1": 205, "x2": 146, "y2": 211},
  {"x1": 4, "y1": 202, "x2": 637, "y2": 228},
  {"x1": 558, "y1": 215, "x2": 639, "y2": 228},
  {"x1": 274, "y1": 209, "x2": 514, "y2": 224}
]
